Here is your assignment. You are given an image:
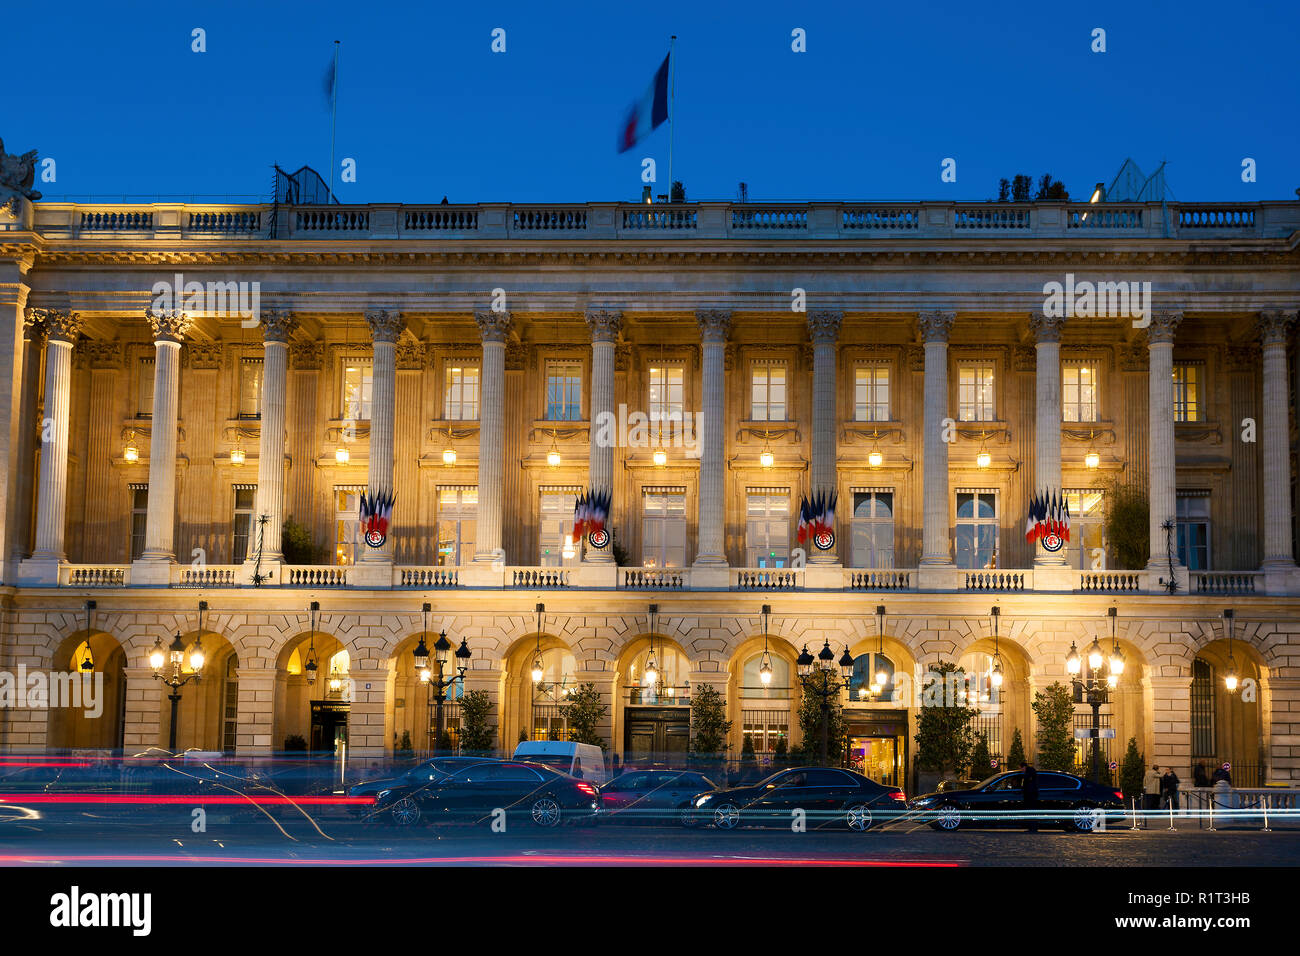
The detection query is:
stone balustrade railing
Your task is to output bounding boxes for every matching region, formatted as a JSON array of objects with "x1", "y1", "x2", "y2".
[{"x1": 24, "y1": 200, "x2": 1298, "y2": 242}]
